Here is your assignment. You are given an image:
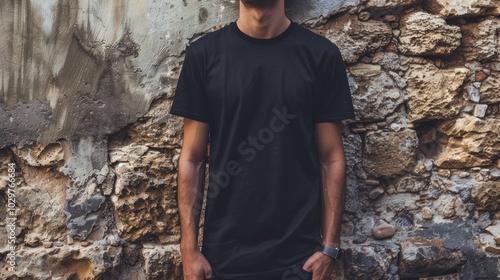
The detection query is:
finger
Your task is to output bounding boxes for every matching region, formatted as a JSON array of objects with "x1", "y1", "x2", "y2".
[
  {"x1": 204, "y1": 269, "x2": 213, "y2": 279},
  {"x1": 302, "y1": 257, "x2": 313, "y2": 270}
]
